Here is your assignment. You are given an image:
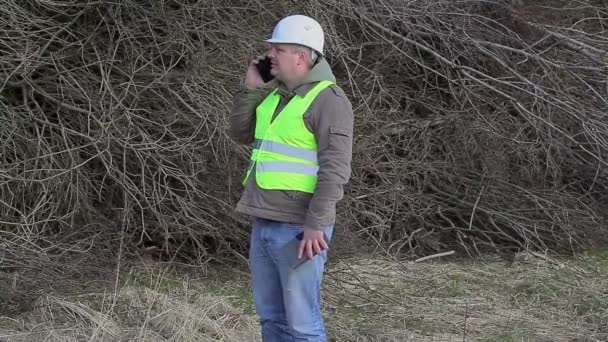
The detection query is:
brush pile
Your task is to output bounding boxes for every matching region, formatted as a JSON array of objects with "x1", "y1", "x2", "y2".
[{"x1": 1, "y1": 0, "x2": 607, "y2": 270}]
